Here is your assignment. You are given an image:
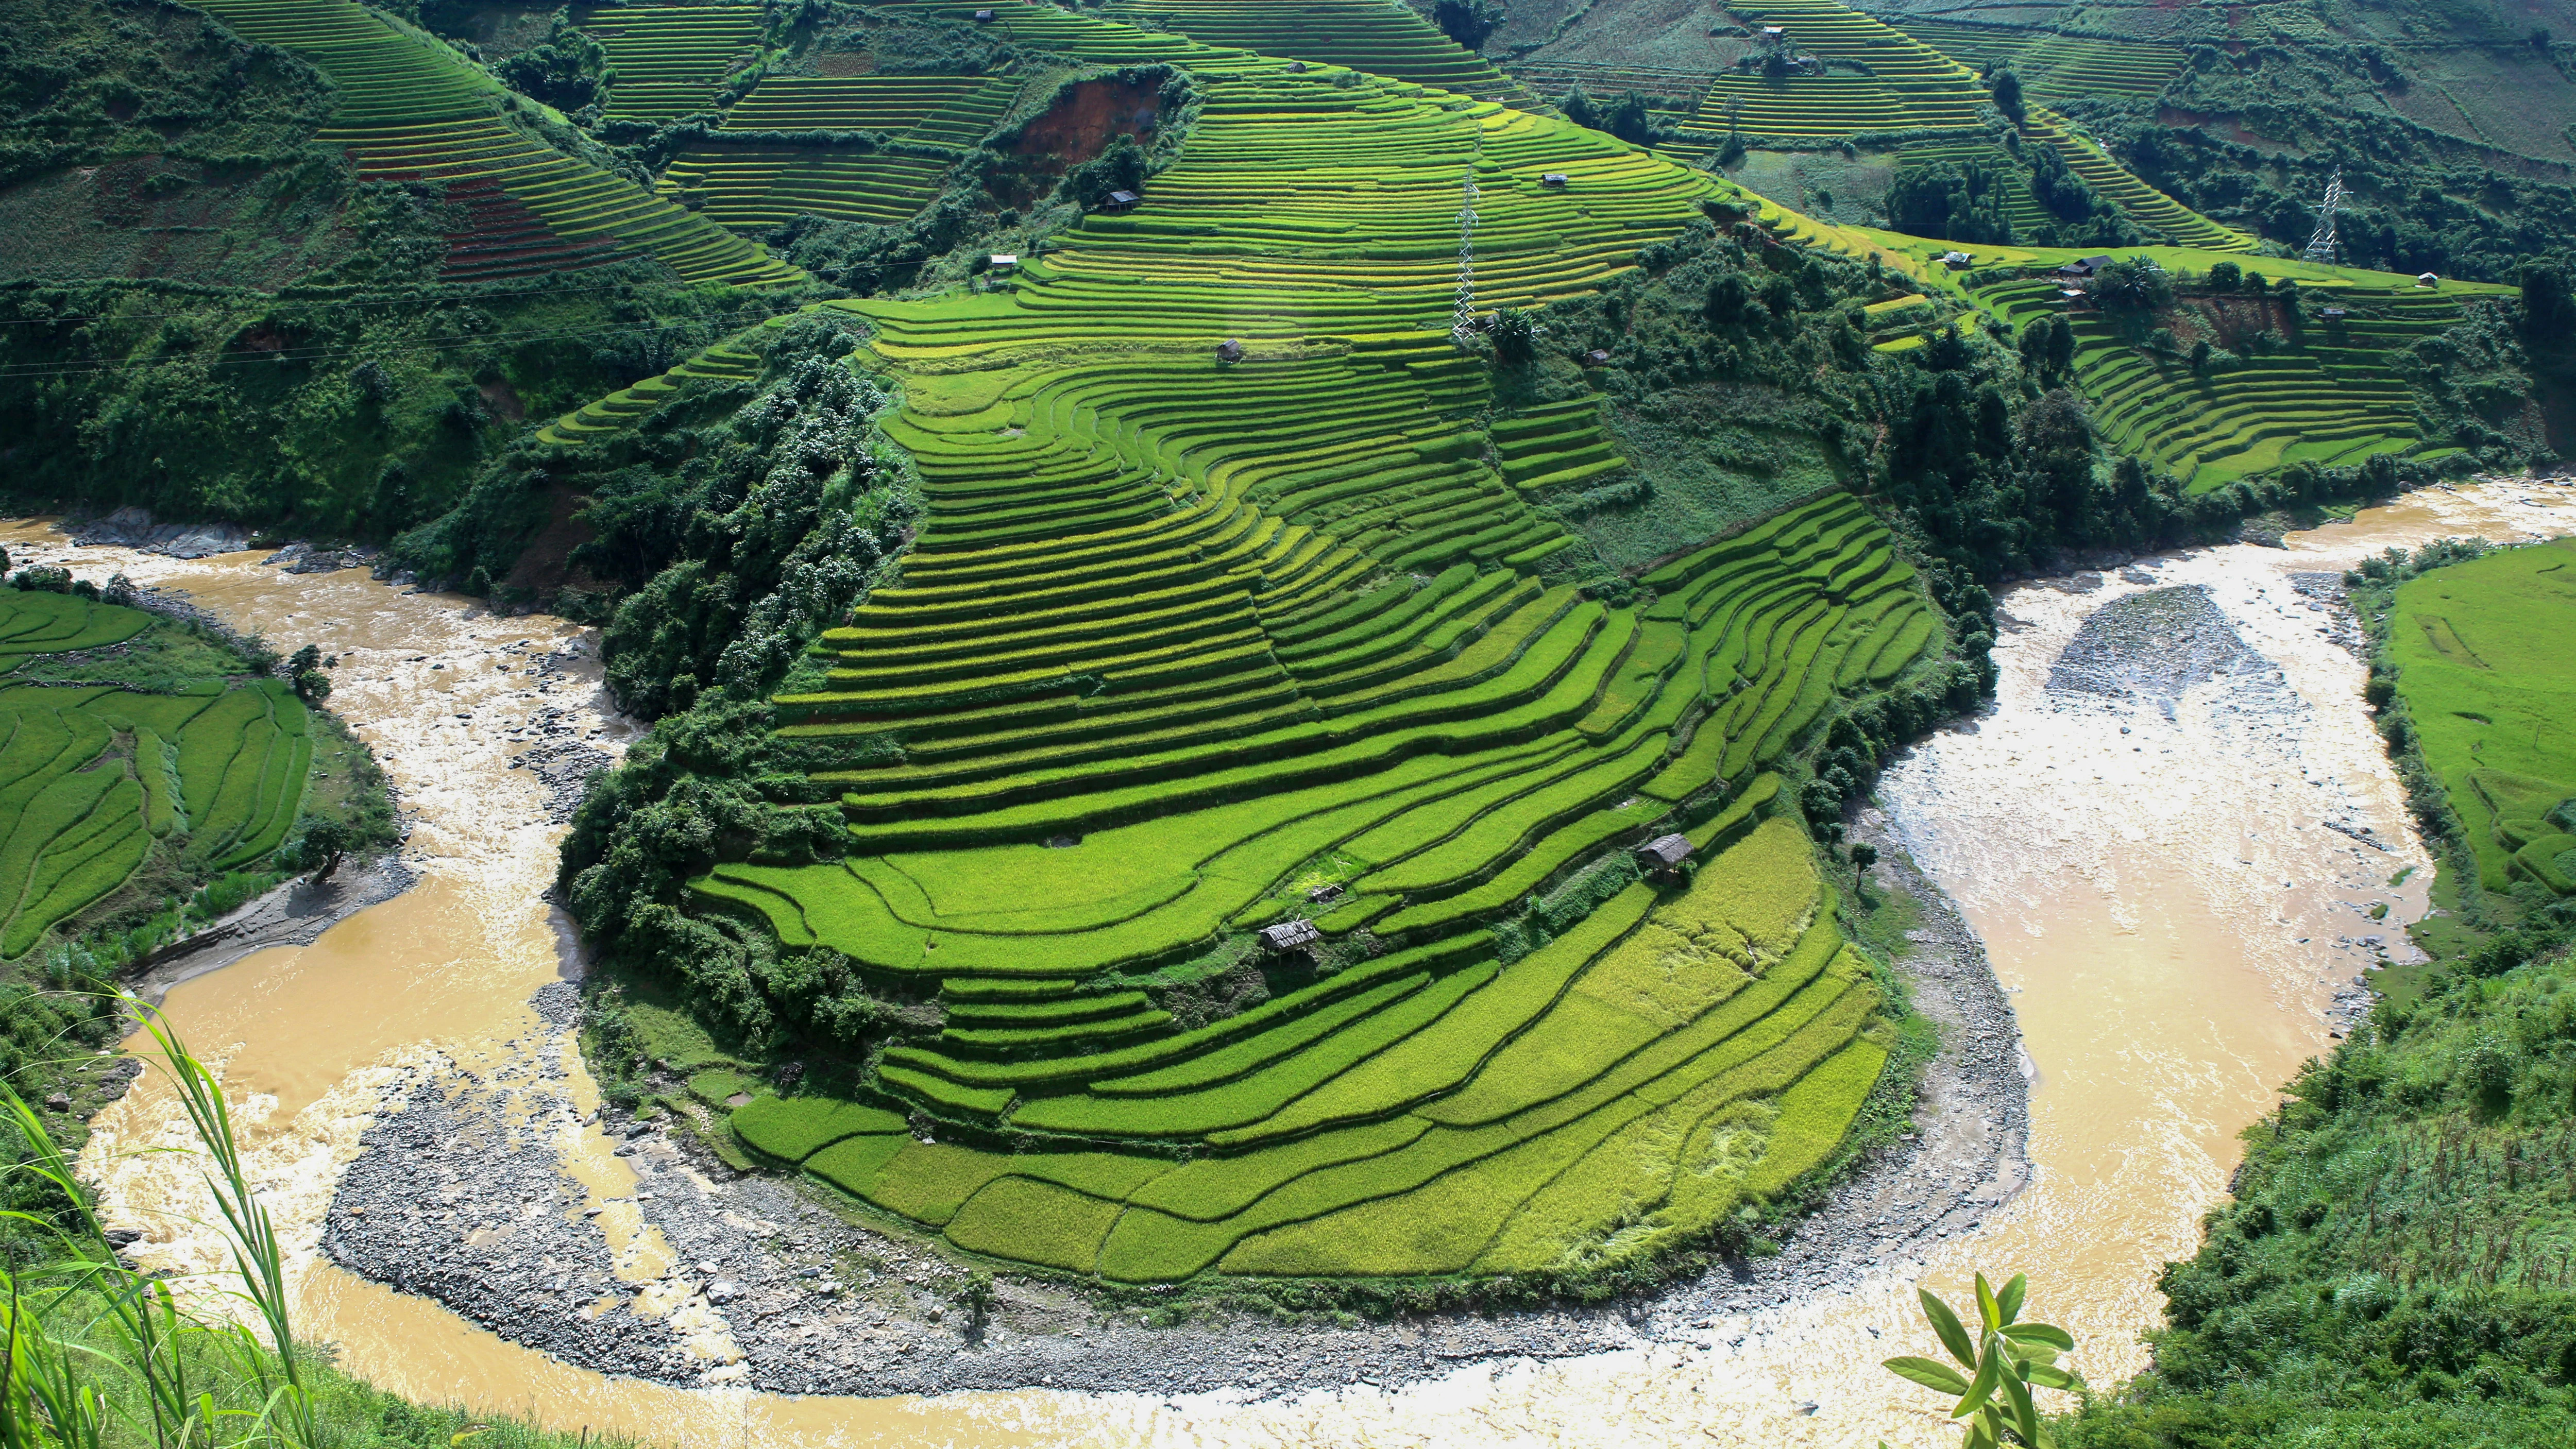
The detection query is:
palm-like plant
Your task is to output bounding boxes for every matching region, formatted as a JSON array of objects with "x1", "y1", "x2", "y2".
[{"x1": 1882, "y1": 1273, "x2": 2081, "y2": 1448}]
